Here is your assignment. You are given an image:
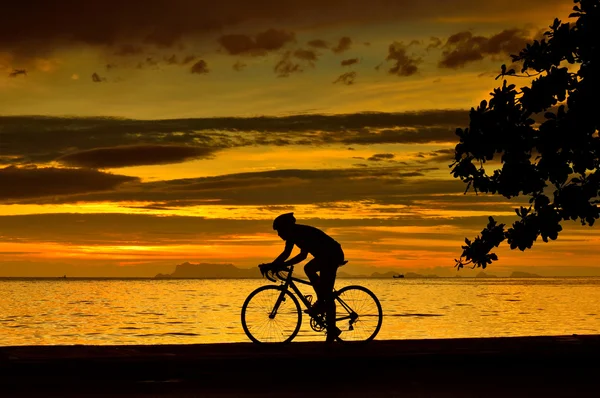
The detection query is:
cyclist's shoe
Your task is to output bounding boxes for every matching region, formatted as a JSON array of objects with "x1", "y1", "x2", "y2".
[
  {"x1": 303, "y1": 300, "x2": 325, "y2": 316},
  {"x1": 325, "y1": 326, "x2": 342, "y2": 343}
]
